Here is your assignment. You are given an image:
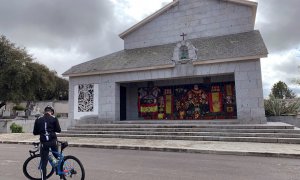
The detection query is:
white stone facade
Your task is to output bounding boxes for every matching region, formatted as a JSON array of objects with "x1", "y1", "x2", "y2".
[
  {"x1": 123, "y1": 0, "x2": 254, "y2": 49},
  {"x1": 66, "y1": 0, "x2": 267, "y2": 124},
  {"x1": 69, "y1": 59, "x2": 266, "y2": 124}
]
